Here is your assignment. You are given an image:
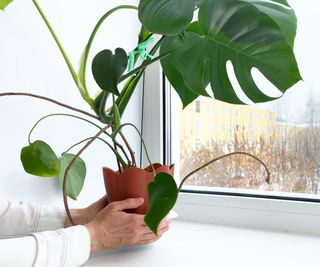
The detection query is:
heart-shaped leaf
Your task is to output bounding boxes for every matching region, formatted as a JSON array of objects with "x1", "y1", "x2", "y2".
[
  {"x1": 92, "y1": 48, "x2": 127, "y2": 96},
  {"x1": 144, "y1": 172, "x2": 178, "y2": 235},
  {"x1": 0, "y1": 0, "x2": 13, "y2": 11},
  {"x1": 165, "y1": 0, "x2": 301, "y2": 105},
  {"x1": 58, "y1": 153, "x2": 86, "y2": 200},
  {"x1": 20, "y1": 140, "x2": 60, "y2": 177},
  {"x1": 138, "y1": 0, "x2": 197, "y2": 35}
]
